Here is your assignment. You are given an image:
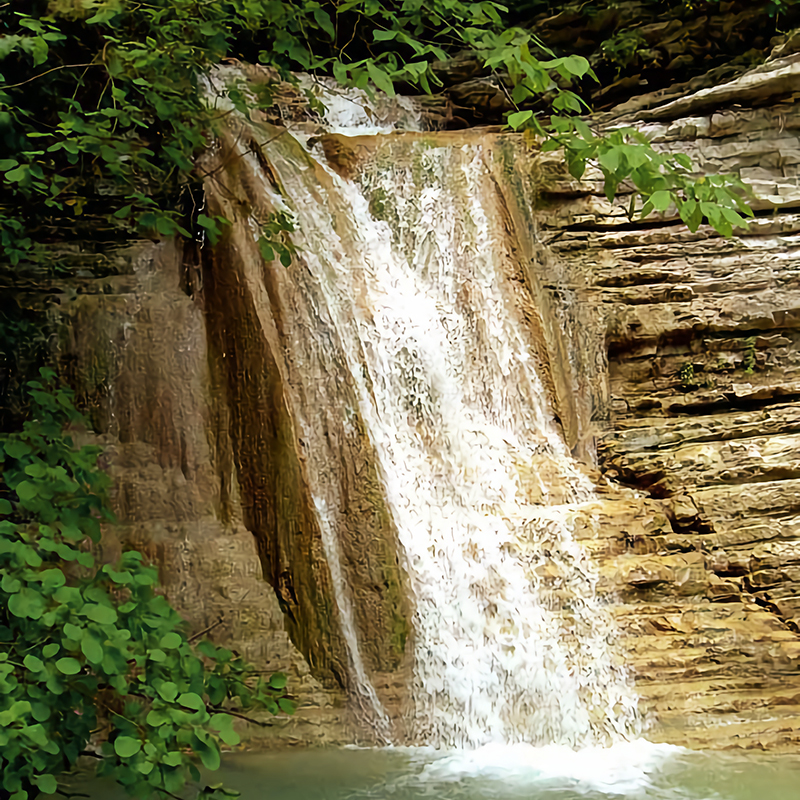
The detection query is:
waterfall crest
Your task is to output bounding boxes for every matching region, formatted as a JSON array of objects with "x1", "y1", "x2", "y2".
[{"x1": 203, "y1": 76, "x2": 640, "y2": 748}]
